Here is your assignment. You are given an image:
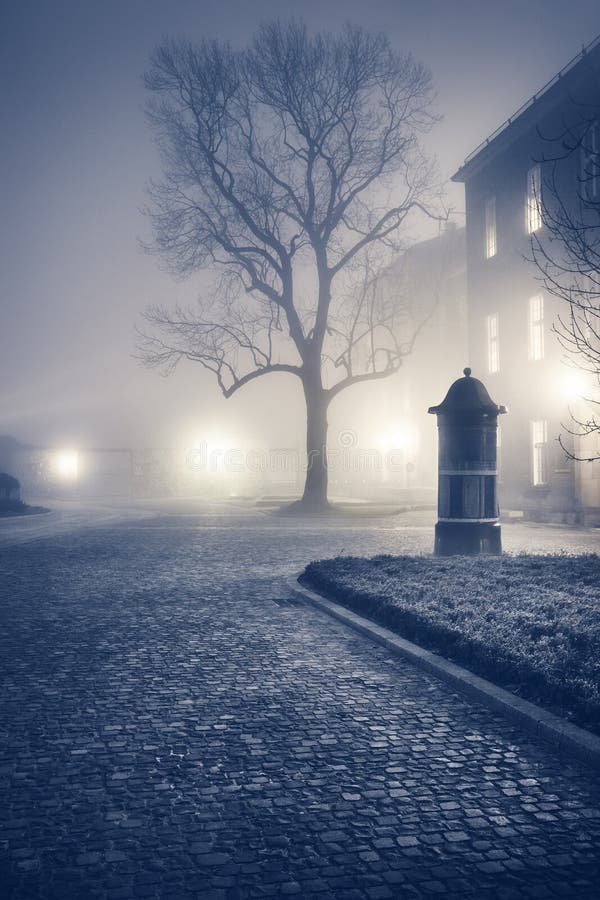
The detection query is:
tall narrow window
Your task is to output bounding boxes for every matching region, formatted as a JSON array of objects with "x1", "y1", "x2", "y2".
[
  {"x1": 581, "y1": 121, "x2": 600, "y2": 200},
  {"x1": 526, "y1": 164, "x2": 542, "y2": 233},
  {"x1": 485, "y1": 196, "x2": 497, "y2": 258},
  {"x1": 531, "y1": 419, "x2": 548, "y2": 486},
  {"x1": 486, "y1": 314, "x2": 499, "y2": 373},
  {"x1": 528, "y1": 293, "x2": 544, "y2": 360}
]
